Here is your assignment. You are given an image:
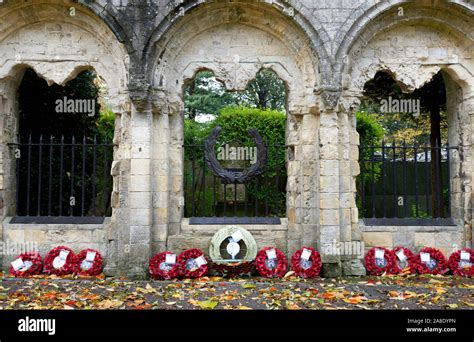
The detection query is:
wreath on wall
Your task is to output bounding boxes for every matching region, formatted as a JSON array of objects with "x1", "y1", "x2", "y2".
[
  {"x1": 364, "y1": 247, "x2": 397, "y2": 276},
  {"x1": 43, "y1": 246, "x2": 76, "y2": 276},
  {"x1": 291, "y1": 247, "x2": 322, "y2": 278},
  {"x1": 204, "y1": 126, "x2": 267, "y2": 183},
  {"x1": 255, "y1": 247, "x2": 287, "y2": 278},
  {"x1": 391, "y1": 247, "x2": 418, "y2": 274},
  {"x1": 177, "y1": 249, "x2": 209, "y2": 279},
  {"x1": 9, "y1": 252, "x2": 43, "y2": 277},
  {"x1": 149, "y1": 252, "x2": 180, "y2": 280},
  {"x1": 415, "y1": 247, "x2": 449, "y2": 275},
  {"x1": 73, "y1": 249, "x2": 103, "y2": 276},
  {"x1": 448, "y1": 248, "x2": 474, "y2": 277}
]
